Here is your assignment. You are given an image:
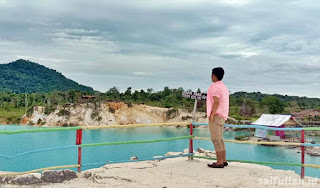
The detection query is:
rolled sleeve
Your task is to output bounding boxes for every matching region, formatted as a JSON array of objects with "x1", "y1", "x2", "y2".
[{"x1": 211, "y1": 86, "x2": 221, "y2": 98}]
